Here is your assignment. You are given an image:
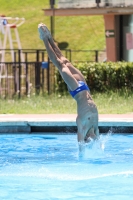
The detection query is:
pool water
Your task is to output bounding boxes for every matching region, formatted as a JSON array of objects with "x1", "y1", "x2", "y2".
[{"x1": 0, "y1": 134, "x2": 133, "y2": 200}]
